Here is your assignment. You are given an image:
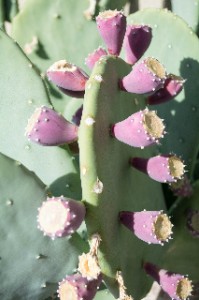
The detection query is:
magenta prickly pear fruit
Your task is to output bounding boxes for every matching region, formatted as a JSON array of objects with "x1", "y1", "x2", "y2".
[
  {"x1": 25, "y1": 106, "x2": 78, "y2": 146},
  {"x1": 111, "y1": 109, "x2": 165, "y2": 148},
  {"x1": 46, "y1": 60, "x2": 89, "y2": 91},
  {"x1": 144, "y1": 262, "x2": 193, "y2": 300},
  {"x1": 72, "y1": 105, "x2": 83, "y2": 126},
  {"x1": 170, "y1": 175, "x2": 193, "y2": 197},
  {"x1": 187, "y1": 209, "x2": 199, "y2": 238},
  {"x1": 96, "y1": 10, "x2": 126, "y2": 56},
  {"x1": 147, "y1": 74, "x2": 184, "y2": 105},
  {"x1": 58, "y1": 273, "x2": 102, "y2": 300},
  {"x1": 130, "y1": 155, "x2": 185, "y2": 183},
  {"x1": 85, "y1": 47, "x2": 108, "y2": 70},
  {"x1": 119, "y1": 57, "x2": 166, "y2": 94},
  {"x1": 58, "y1": 87, "x2": 85, "y2": 99},
  {"x1": 119, "y1": 210, "x2": 173, "y2": 245},
  {"x1": 37, "y1": 196, "x2": 86, "y2": 239},
  {"x1": 124, "y1": 25, "x2": 152, "y2": 65}
]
